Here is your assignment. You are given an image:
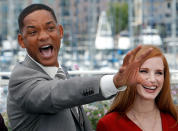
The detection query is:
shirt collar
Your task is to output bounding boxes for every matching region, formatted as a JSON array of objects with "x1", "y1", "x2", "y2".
[{"x1": 27, "y1": 54, "x2": 58, "y2": 78}]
